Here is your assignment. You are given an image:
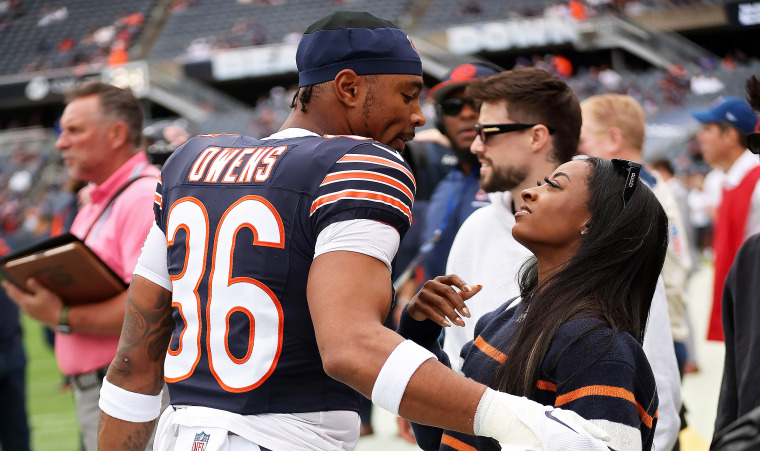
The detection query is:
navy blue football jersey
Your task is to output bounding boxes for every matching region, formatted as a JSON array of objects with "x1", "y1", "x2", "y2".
[{"x1": 153, "y1": 131, "x2": 415, "y2": 415}]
